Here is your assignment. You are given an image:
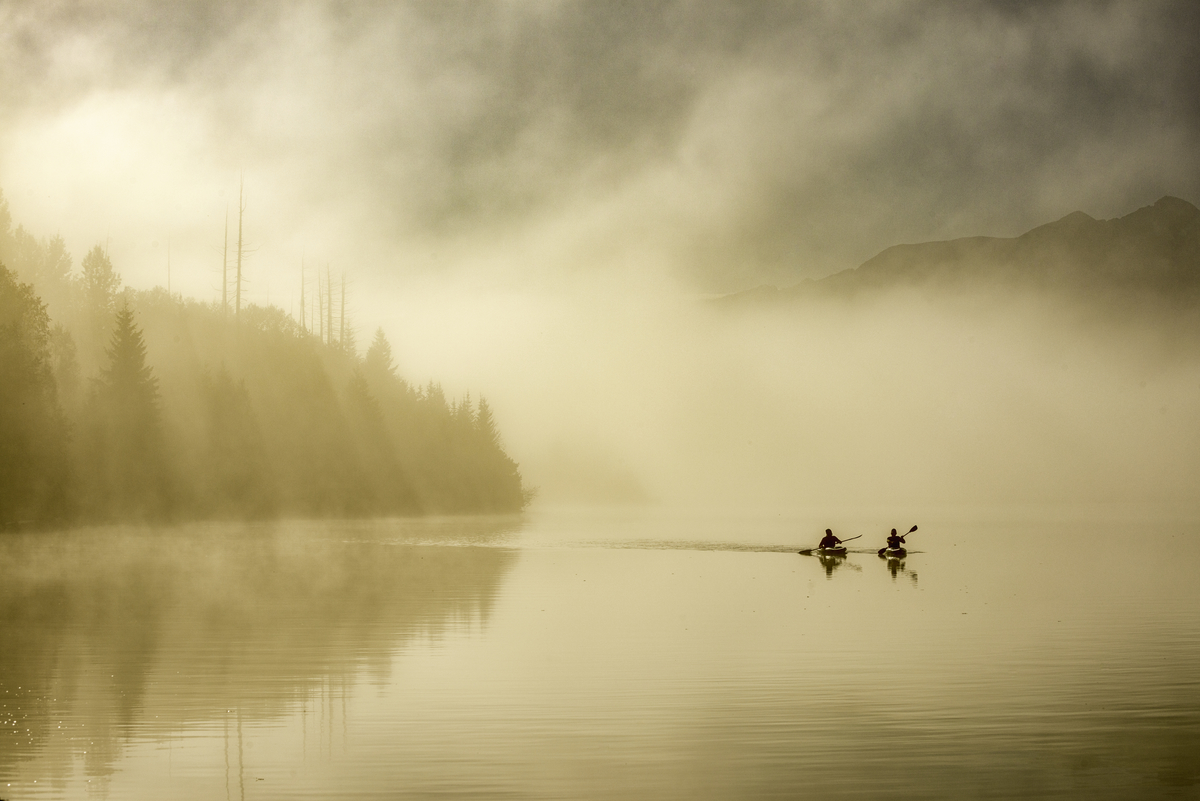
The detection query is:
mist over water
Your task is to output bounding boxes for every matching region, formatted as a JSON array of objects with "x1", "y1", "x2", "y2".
[{"x1": 391, "y1": 280, "x2": 1200, "y2": 514}]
